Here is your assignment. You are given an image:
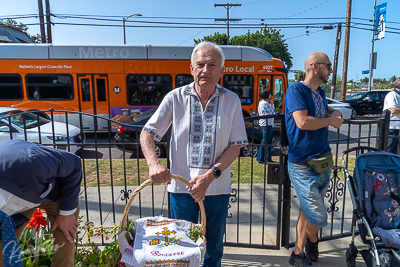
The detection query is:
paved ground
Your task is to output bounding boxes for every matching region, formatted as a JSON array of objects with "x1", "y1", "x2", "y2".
[{"x1": 222, "y1": 236, "x2": 367, "y2": 266}]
